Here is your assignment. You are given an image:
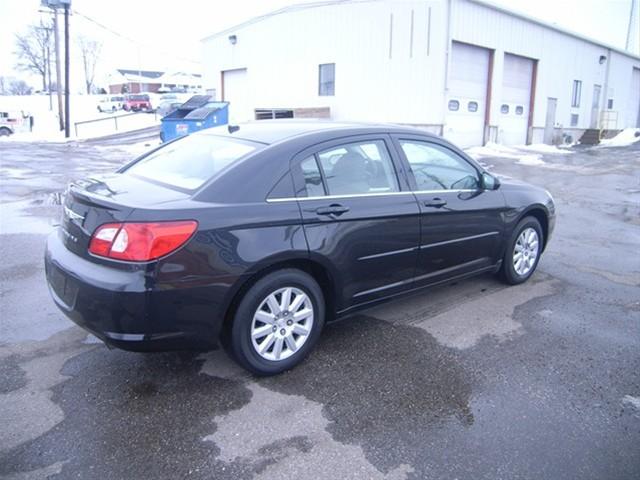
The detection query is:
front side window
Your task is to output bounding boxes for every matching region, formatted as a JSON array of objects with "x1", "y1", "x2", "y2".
[
  {"x1": 315, "y1": 140, "x2": 398, "y2": 195},
  {"x1": 319, "y1": 63, "x2": 335, "y2": 96},
  {"x1": 124, "y1": 134, "x2": 259, "y2": 190},
  {"x1": 400, "y1": 141, "x2": 479, "y2": 191}
]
